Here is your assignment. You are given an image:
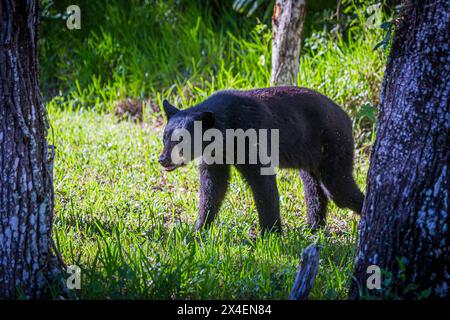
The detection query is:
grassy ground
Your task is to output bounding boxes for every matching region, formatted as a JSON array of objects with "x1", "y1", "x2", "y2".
[
  {"x1": 49, "y1": 105, "x2": 368, "y2": 299},
  {"x1": 42, "y1": 1, "x2": 389, "y2": 299}
]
